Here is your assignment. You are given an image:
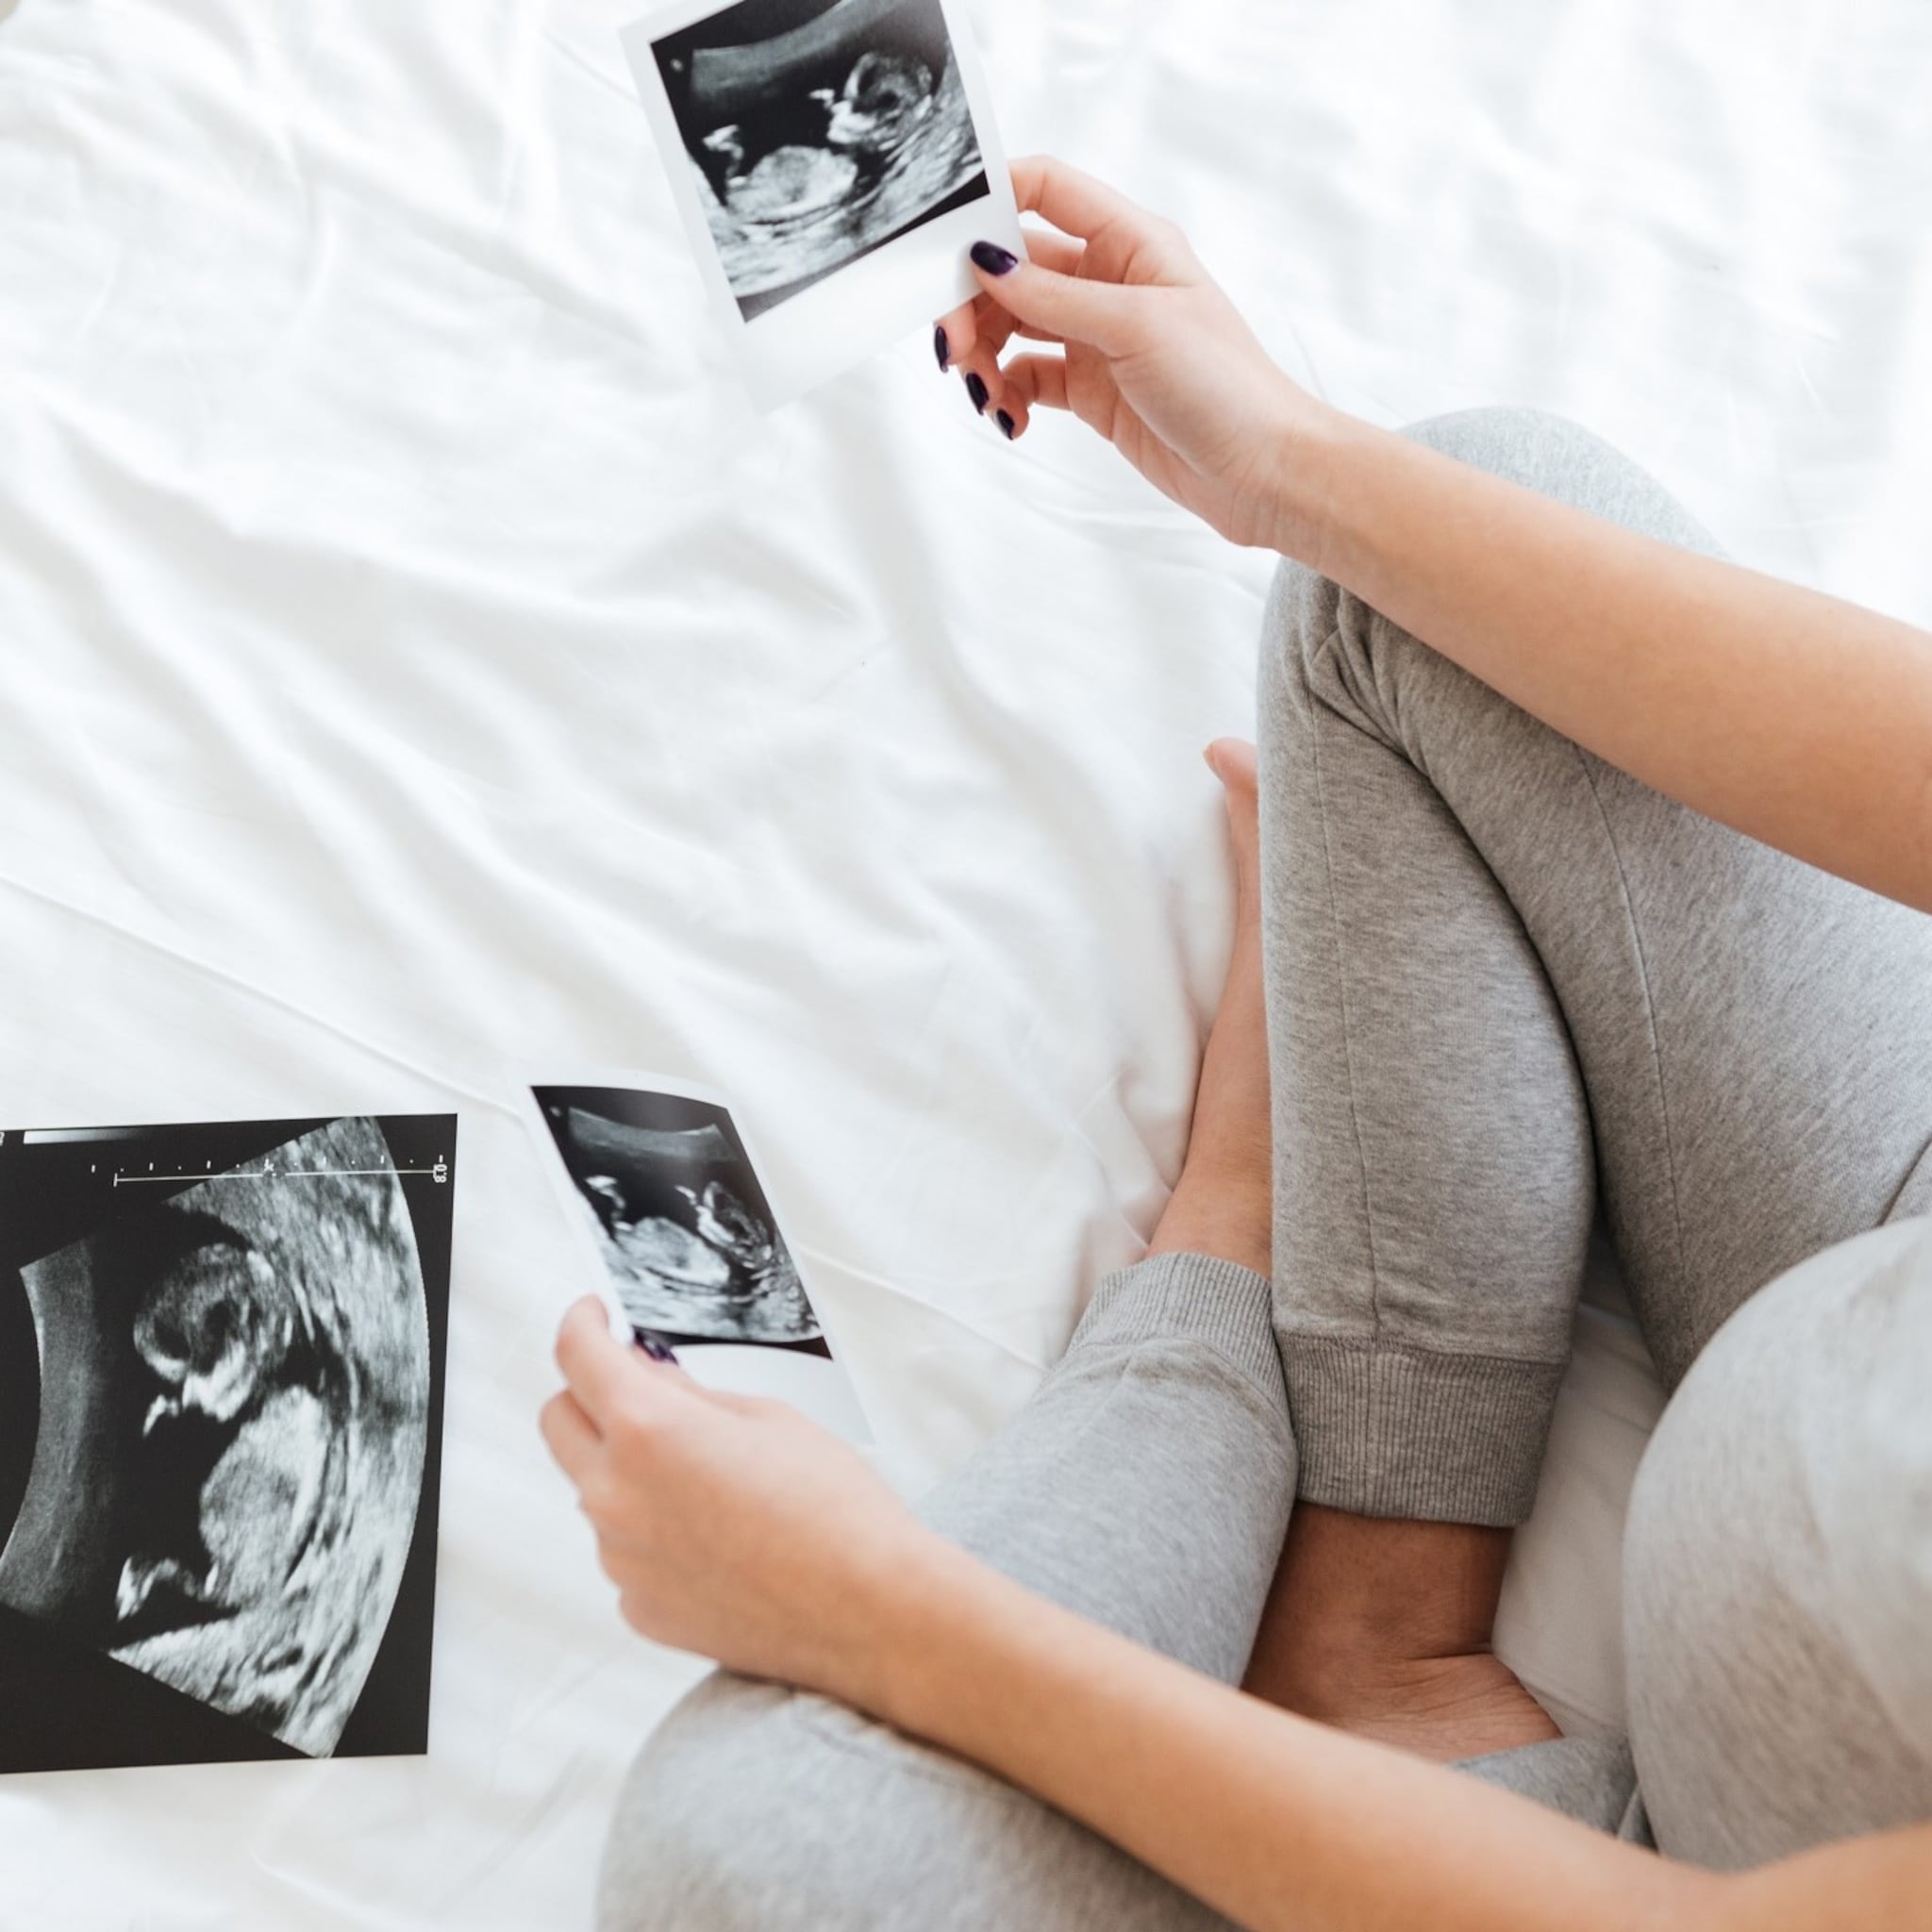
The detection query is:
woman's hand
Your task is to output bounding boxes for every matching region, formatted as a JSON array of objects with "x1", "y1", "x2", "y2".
[
  {"x1": 541, "y1": 1299, "x2": 943, "y2": 1707},
  {"x1": 935, "y1": 155, "x2": 1341, "y2": 553}
]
